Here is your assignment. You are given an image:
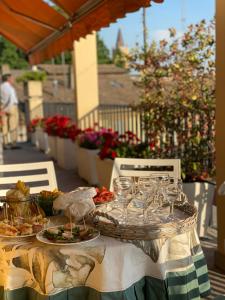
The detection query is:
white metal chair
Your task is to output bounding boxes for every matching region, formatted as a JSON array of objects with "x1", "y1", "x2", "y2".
[
  {"x1": 109, "y1": 158, "x2": 181, "y2": 191},
  {"x1": 0, "y1": 161, "x2": 57, "y2": 196}
]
